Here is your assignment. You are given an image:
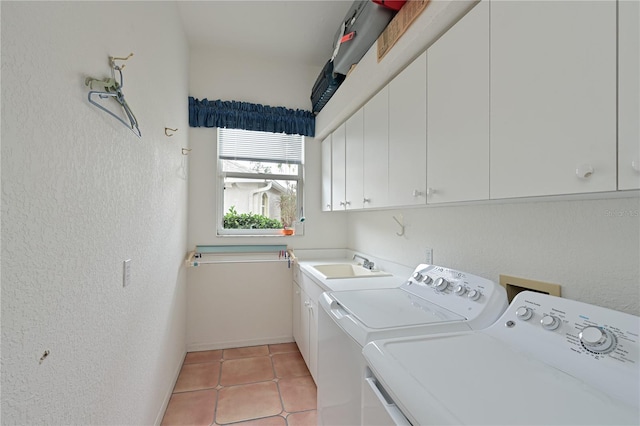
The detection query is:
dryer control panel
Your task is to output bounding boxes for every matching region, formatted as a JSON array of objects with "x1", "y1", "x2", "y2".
[
  {"x1": 401, "y1": 264, "x2": 508, "y2": 330},
  {"x1": 486, "y1": 291, "x2": 639, "y2": 408}
]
